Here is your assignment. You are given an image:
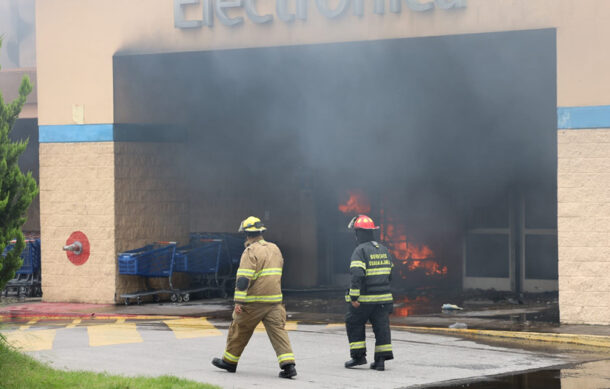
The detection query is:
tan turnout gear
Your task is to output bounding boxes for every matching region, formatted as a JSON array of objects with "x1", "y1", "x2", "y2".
[
  {"x1": 234, "y1": 238, "x2": 284, "y2": 303},
  {"x1": 221, "y1": 236, "x2": 296, "y2": 368},
  {"x1": 223, "y1": 303, "x2": 295, "y2": 367}
]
